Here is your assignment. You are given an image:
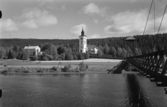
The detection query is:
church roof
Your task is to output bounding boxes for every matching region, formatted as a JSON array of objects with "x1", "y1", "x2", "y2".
[
  {"x1": 80, "y1": 27, "x2": 86, "y2": 36},
  {"x1": 24, "y1": 46, "x2": 40, "y2": 49}
]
